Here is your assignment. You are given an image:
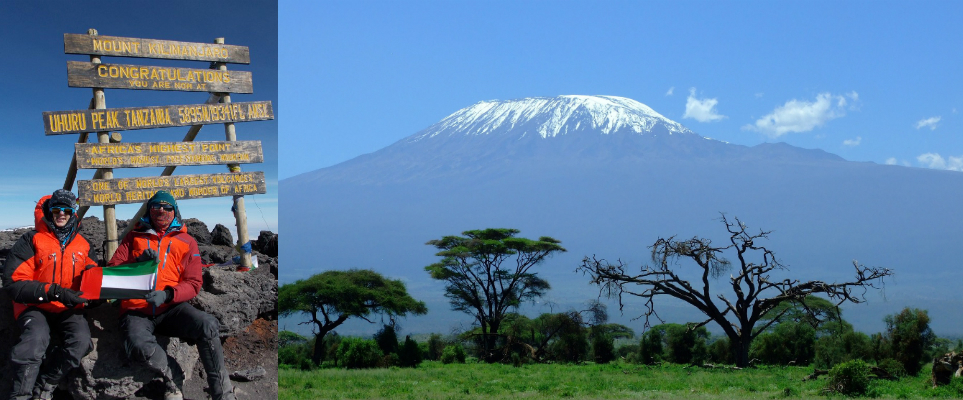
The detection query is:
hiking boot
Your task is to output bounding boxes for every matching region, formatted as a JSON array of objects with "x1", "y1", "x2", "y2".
[
  {"x1": 160, "y1": 367, "x2": 184, "y2": 400},
  {"x1": 163, "y1": 388, "x2": 184, "y2": 400},
  {"x1": 32, "y1": 382, "x2": 55, "y2": 400},
  {"x1": 33, "y1": 383, "x2": 57, "y2": 400},
  {"x1": 32, "y1": 383, "x2": 57, "y2": 400}
]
